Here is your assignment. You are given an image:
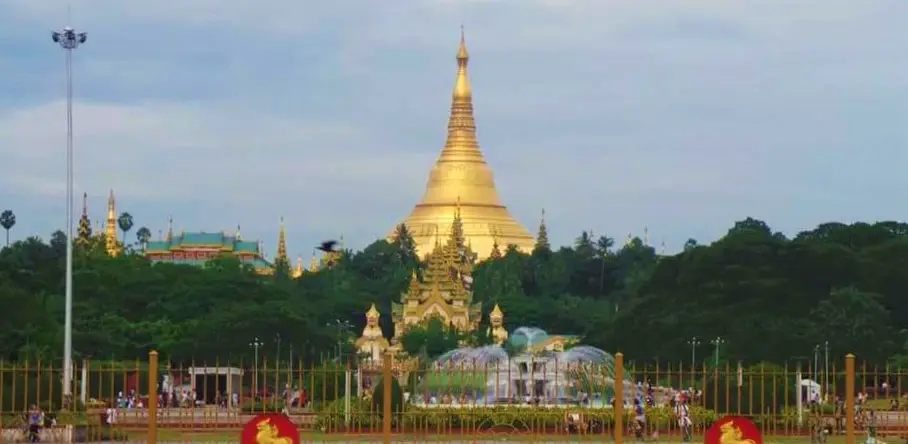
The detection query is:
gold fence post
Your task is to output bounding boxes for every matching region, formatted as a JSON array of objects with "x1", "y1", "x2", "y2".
[
  {"x1": 614, "y1": 352, "x2": 624, "y2": 444},
  {"x1": 845, "y1": 353, "x2": 855, "y2": 444},
  {"x1": 148, "y1": 350, "x2": 159, "y2": 444},
  {"x1": 382, "y1": 351, "x2": 392, "y2": 444}
]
